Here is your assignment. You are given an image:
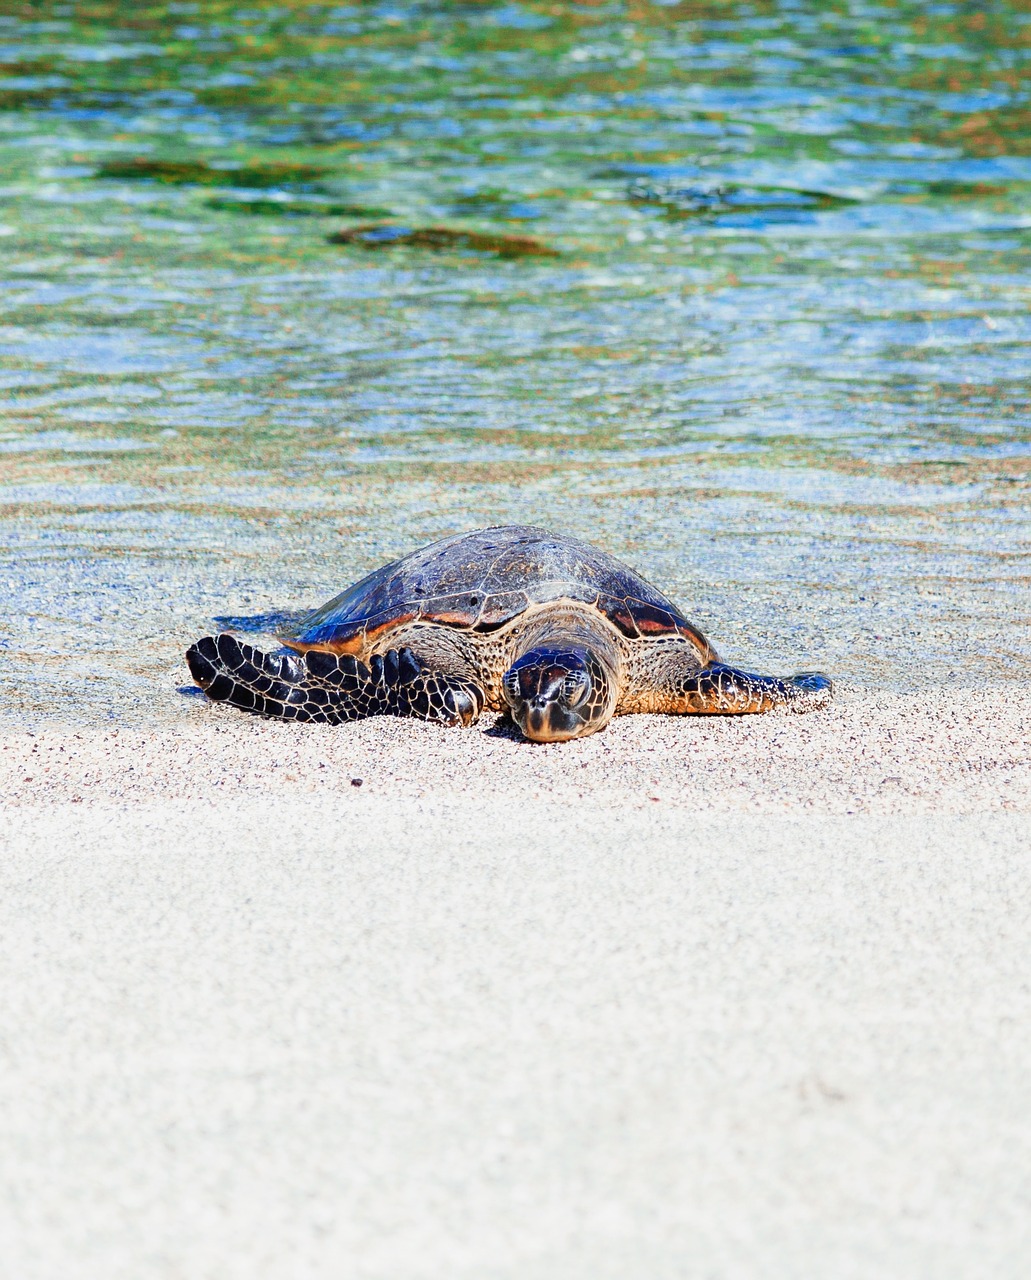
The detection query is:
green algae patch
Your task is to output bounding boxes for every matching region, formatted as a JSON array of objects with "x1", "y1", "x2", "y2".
[
  {"x1": 206, "y1": 198, "x2": 392, "y2": 218},
  {"x1": 98, "y1": 158, "x2": 331, "y2": 190},
  {"x1": 328, "y1": 224, "x2": 559, "y2": 259},
  {"x1": 921, "y1": 180, "x2": 1010, "y2": 198}
]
